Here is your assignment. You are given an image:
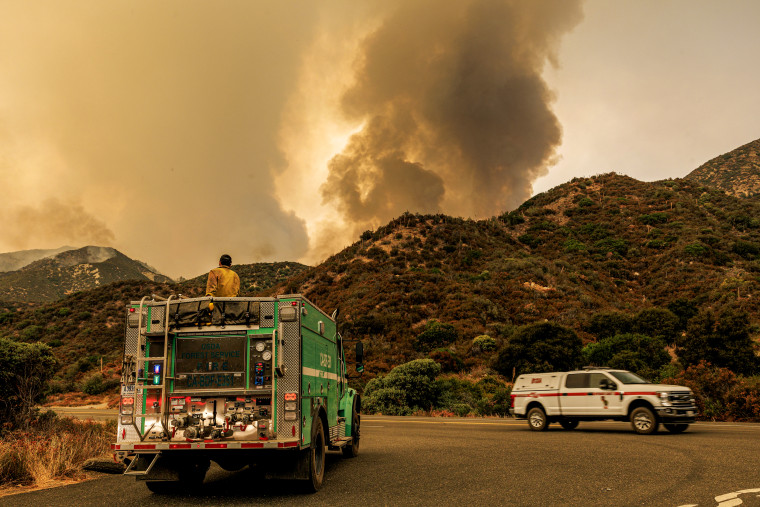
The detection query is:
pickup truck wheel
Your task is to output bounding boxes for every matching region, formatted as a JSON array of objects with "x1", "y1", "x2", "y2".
[
  {"x1": 664, "y1": 423, "x2": 689, "y2": 434},
  {"x1": 630, "y1": 407, "x2": 659, "y2": 435},
  {"x1": 527, "y1": 407, "x2": 548, "y2": 431},
  {"x1": 342, "y1": 400, "x2": 360, "y2": 458},
  {"x1": 559, "y1": 419, "x2": 579, "y2": 430}
]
